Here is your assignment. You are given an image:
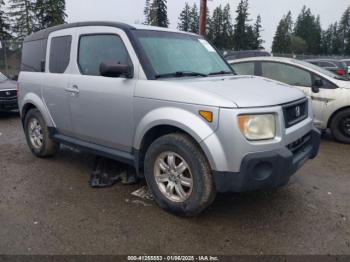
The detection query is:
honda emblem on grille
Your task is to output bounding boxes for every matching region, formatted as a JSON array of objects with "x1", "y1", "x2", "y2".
[
  {"x1": 6, "y1": 91, "x2": 10, "y2": 96},
  {"x1": 295, "y1": 106, "x2": 301, "y2": 118}
]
